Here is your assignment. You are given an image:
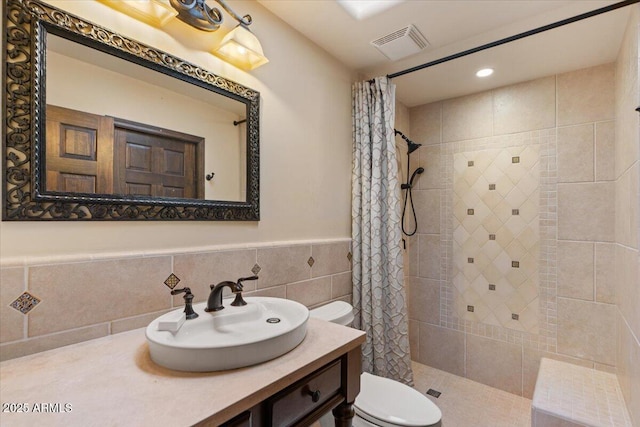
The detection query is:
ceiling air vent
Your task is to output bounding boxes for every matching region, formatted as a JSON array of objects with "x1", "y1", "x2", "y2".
[{"x1": 371, "y1": 24, "x2": 429, "y2": 61}]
